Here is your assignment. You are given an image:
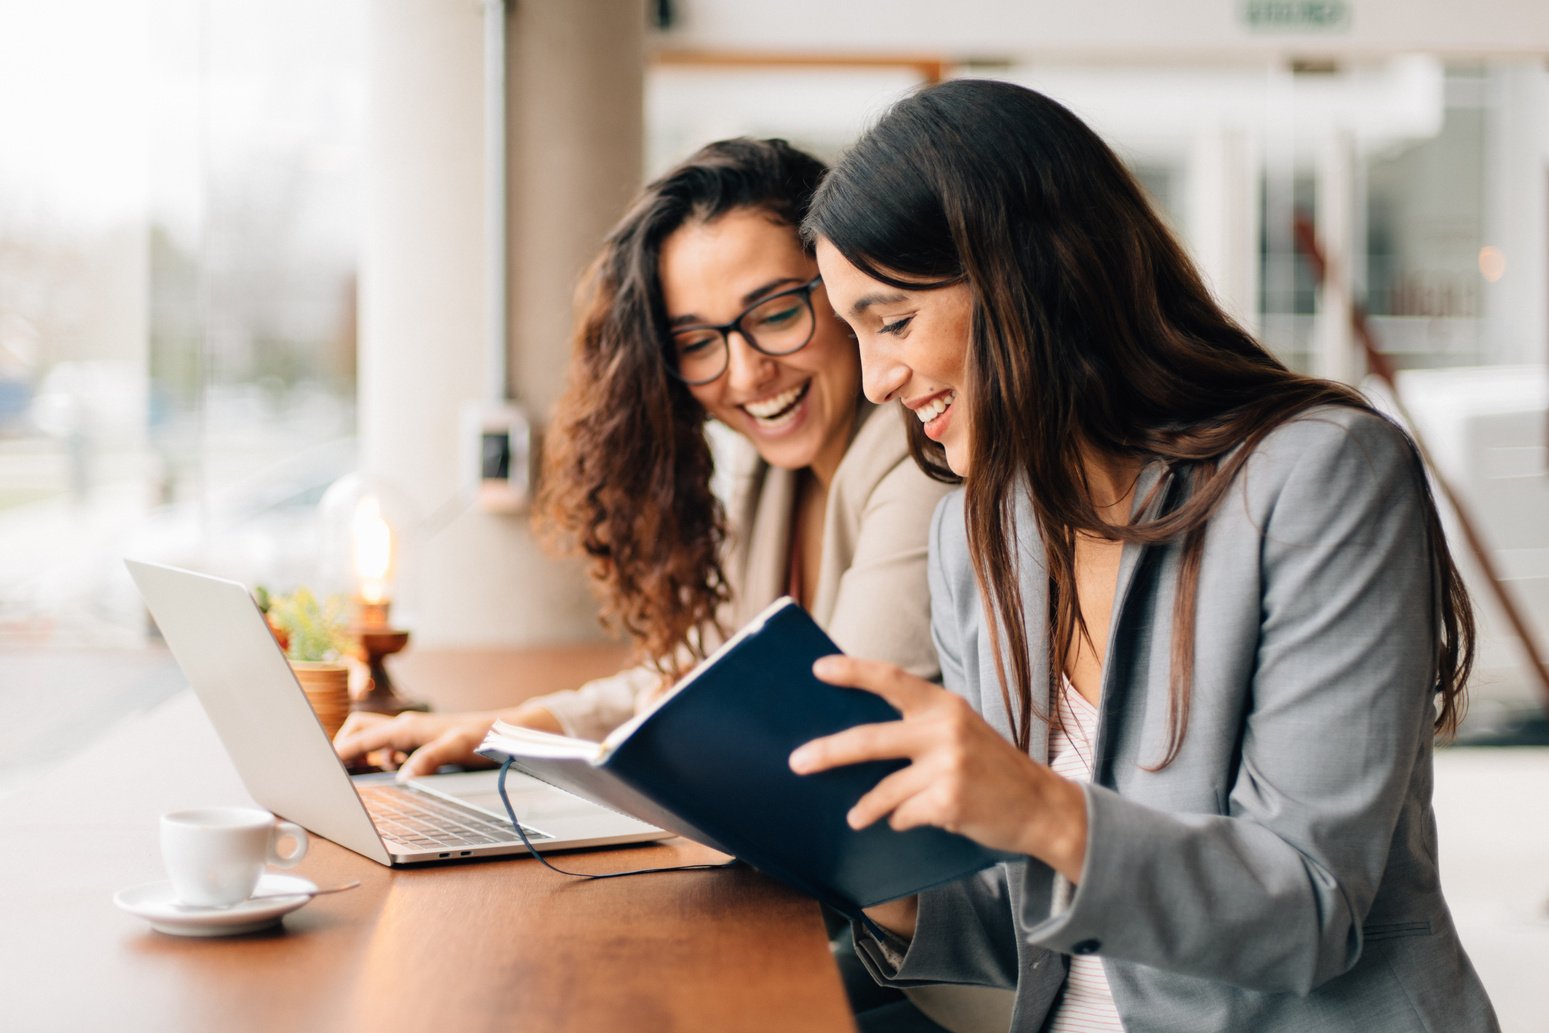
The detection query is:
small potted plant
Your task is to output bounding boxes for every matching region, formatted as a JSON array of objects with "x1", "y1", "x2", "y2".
[{"x1": 257, "y1": 586, "x2": 357, "y2": 738}]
